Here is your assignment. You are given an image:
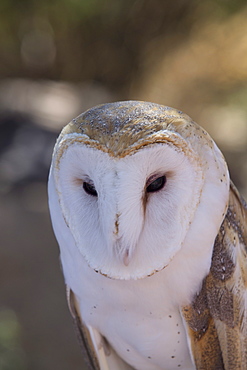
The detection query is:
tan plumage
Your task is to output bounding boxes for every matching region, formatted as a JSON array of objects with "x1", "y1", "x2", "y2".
[
  {"x1": 182, "y1": 182, "x2": 247, "y2": 370},
  {"x1": 48, "y1": 101, "x2": 247, "y2": 370},
  {"x1": 59, "y1": 102, "x2": 217, "y2": 161}
]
